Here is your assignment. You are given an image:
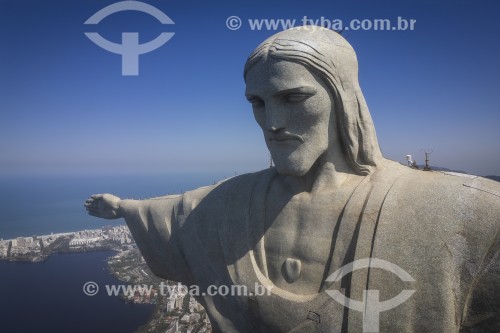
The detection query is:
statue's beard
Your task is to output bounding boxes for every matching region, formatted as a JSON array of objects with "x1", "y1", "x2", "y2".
[{"x1": 270, "y1": 144, "x2": 326, "y2": 177}]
